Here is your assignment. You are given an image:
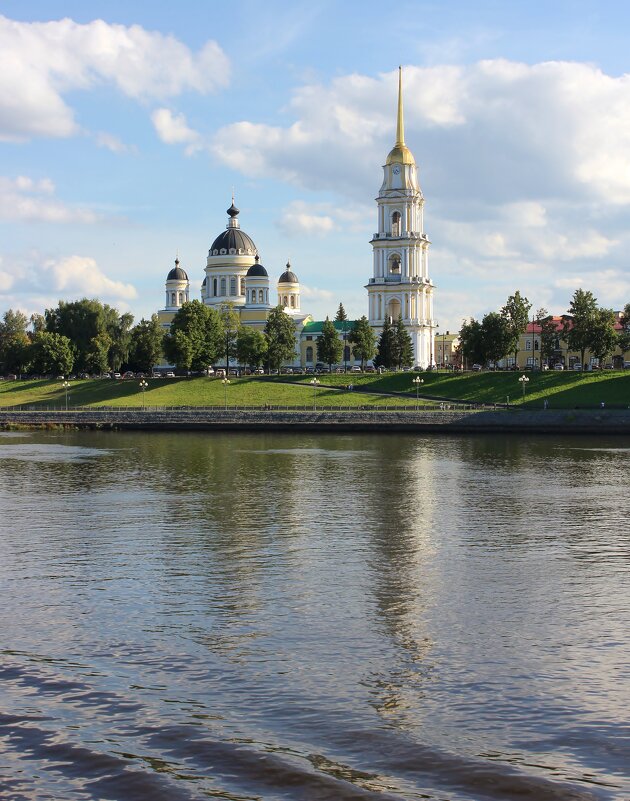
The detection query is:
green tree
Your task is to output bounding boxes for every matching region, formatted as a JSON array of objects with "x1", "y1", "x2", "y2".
[
  {"x1": 481, "y1": 312, "x2": 512, "y2": 366},
  {"x1": 374, "y1": 316, "x2": 397, "y2": 369},
  {"x1": 348, "y1": 316, "x2": 376, "y2": 370},
  {"x1": 317, "y1": 317, "x2": 343, "y2": 372},
  {"x1": 458, "y1": 318, "x2": 485, "y2": 368},
  {"x1": 129, "y1": 315, "x2": 165, "y2": 372},
  {"x1": 563, "y1": 289, "x2": 599, "y2": 371},
  {"x1": 30, "y1": 332, "x2": 74, "y2": 376},
  {"x1": 618, "y1": 303, "x2": 630, "y2": 355},
  {"x1": 163, "y1": 300, "x2": 223, "y2": 371},
  {"x1": 264, "y1": 305, "x2": 296, "y2": 371},
  {"x1": 29, "y1": 313, "x2": 47, "y2": 334},
  {"x1": 236, "y1": 326, "x2": 268, "y2": 368},
  {"x1": 334, "y1": 303, "x2": 347, "y2": 322},
  {"x1": 218, "y1": 302, "x2": 241, "y2": 373},
  {"x1": 535, "y1": 308, "x2": 558, "y2": 369},
  {"x1": 394, "y1": 316, "x2": 414, "y2": 369},
  {"x1": 501, "y1": 290, "x2": 532, "y2": 368},
  {"x1": 0, "y1": 309, "x2": 29, "y2": 373},
  {"x1": 86, "y1": 334, "x2": 112, "y2": 375},
  {"x1": 109, "y1": 312, "x2": 134, "y2": 371},
  {"x1": 590, "y1": 307, "x2": 617, "y2": 369},
  {"x1": 45, "y1": 298, "x2": 131, "y2": 372}
]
